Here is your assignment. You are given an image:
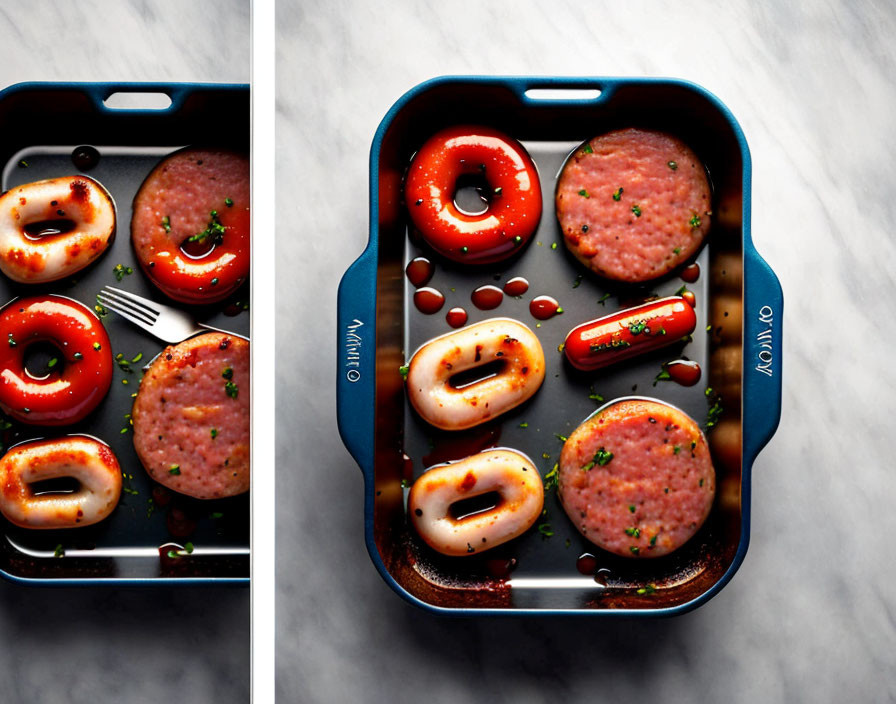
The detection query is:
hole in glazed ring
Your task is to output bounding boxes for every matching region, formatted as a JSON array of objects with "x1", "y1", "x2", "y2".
[
  {"x1": 406, "y1": 318, "x2": 545, "y2": 431},
  {"x1": 409, "y1": 448, "x2": 544, "y2": 556},
  {"x1": 0, "y1": 176, "x2": 115, "y2": 284},
  {"x1": 0, "y1": 436, "x2": 122, "y2": 529}
]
